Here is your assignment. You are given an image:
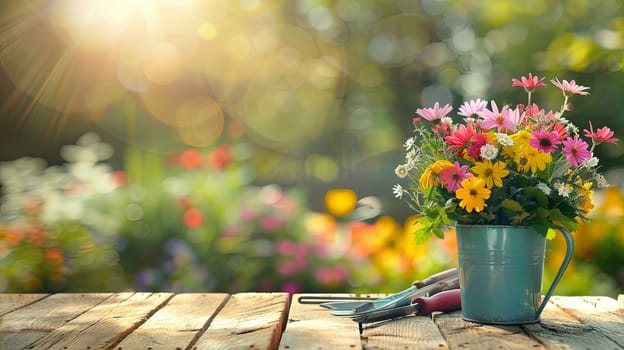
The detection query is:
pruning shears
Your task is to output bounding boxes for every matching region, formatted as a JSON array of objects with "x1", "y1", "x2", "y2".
[{"x1": 304, "y1": 268, "x2": 462, "y2": 333}]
